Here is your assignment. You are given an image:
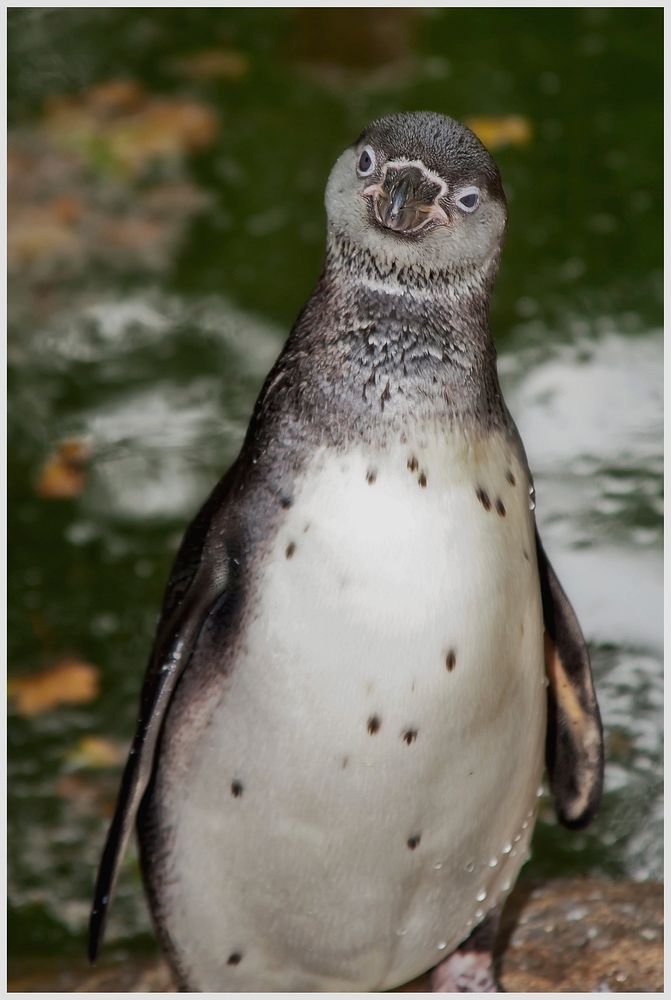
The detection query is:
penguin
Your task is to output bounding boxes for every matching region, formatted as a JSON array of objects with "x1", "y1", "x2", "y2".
[{"x1": 89, "y1": 111, "x2": 604, "y2": 992}]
